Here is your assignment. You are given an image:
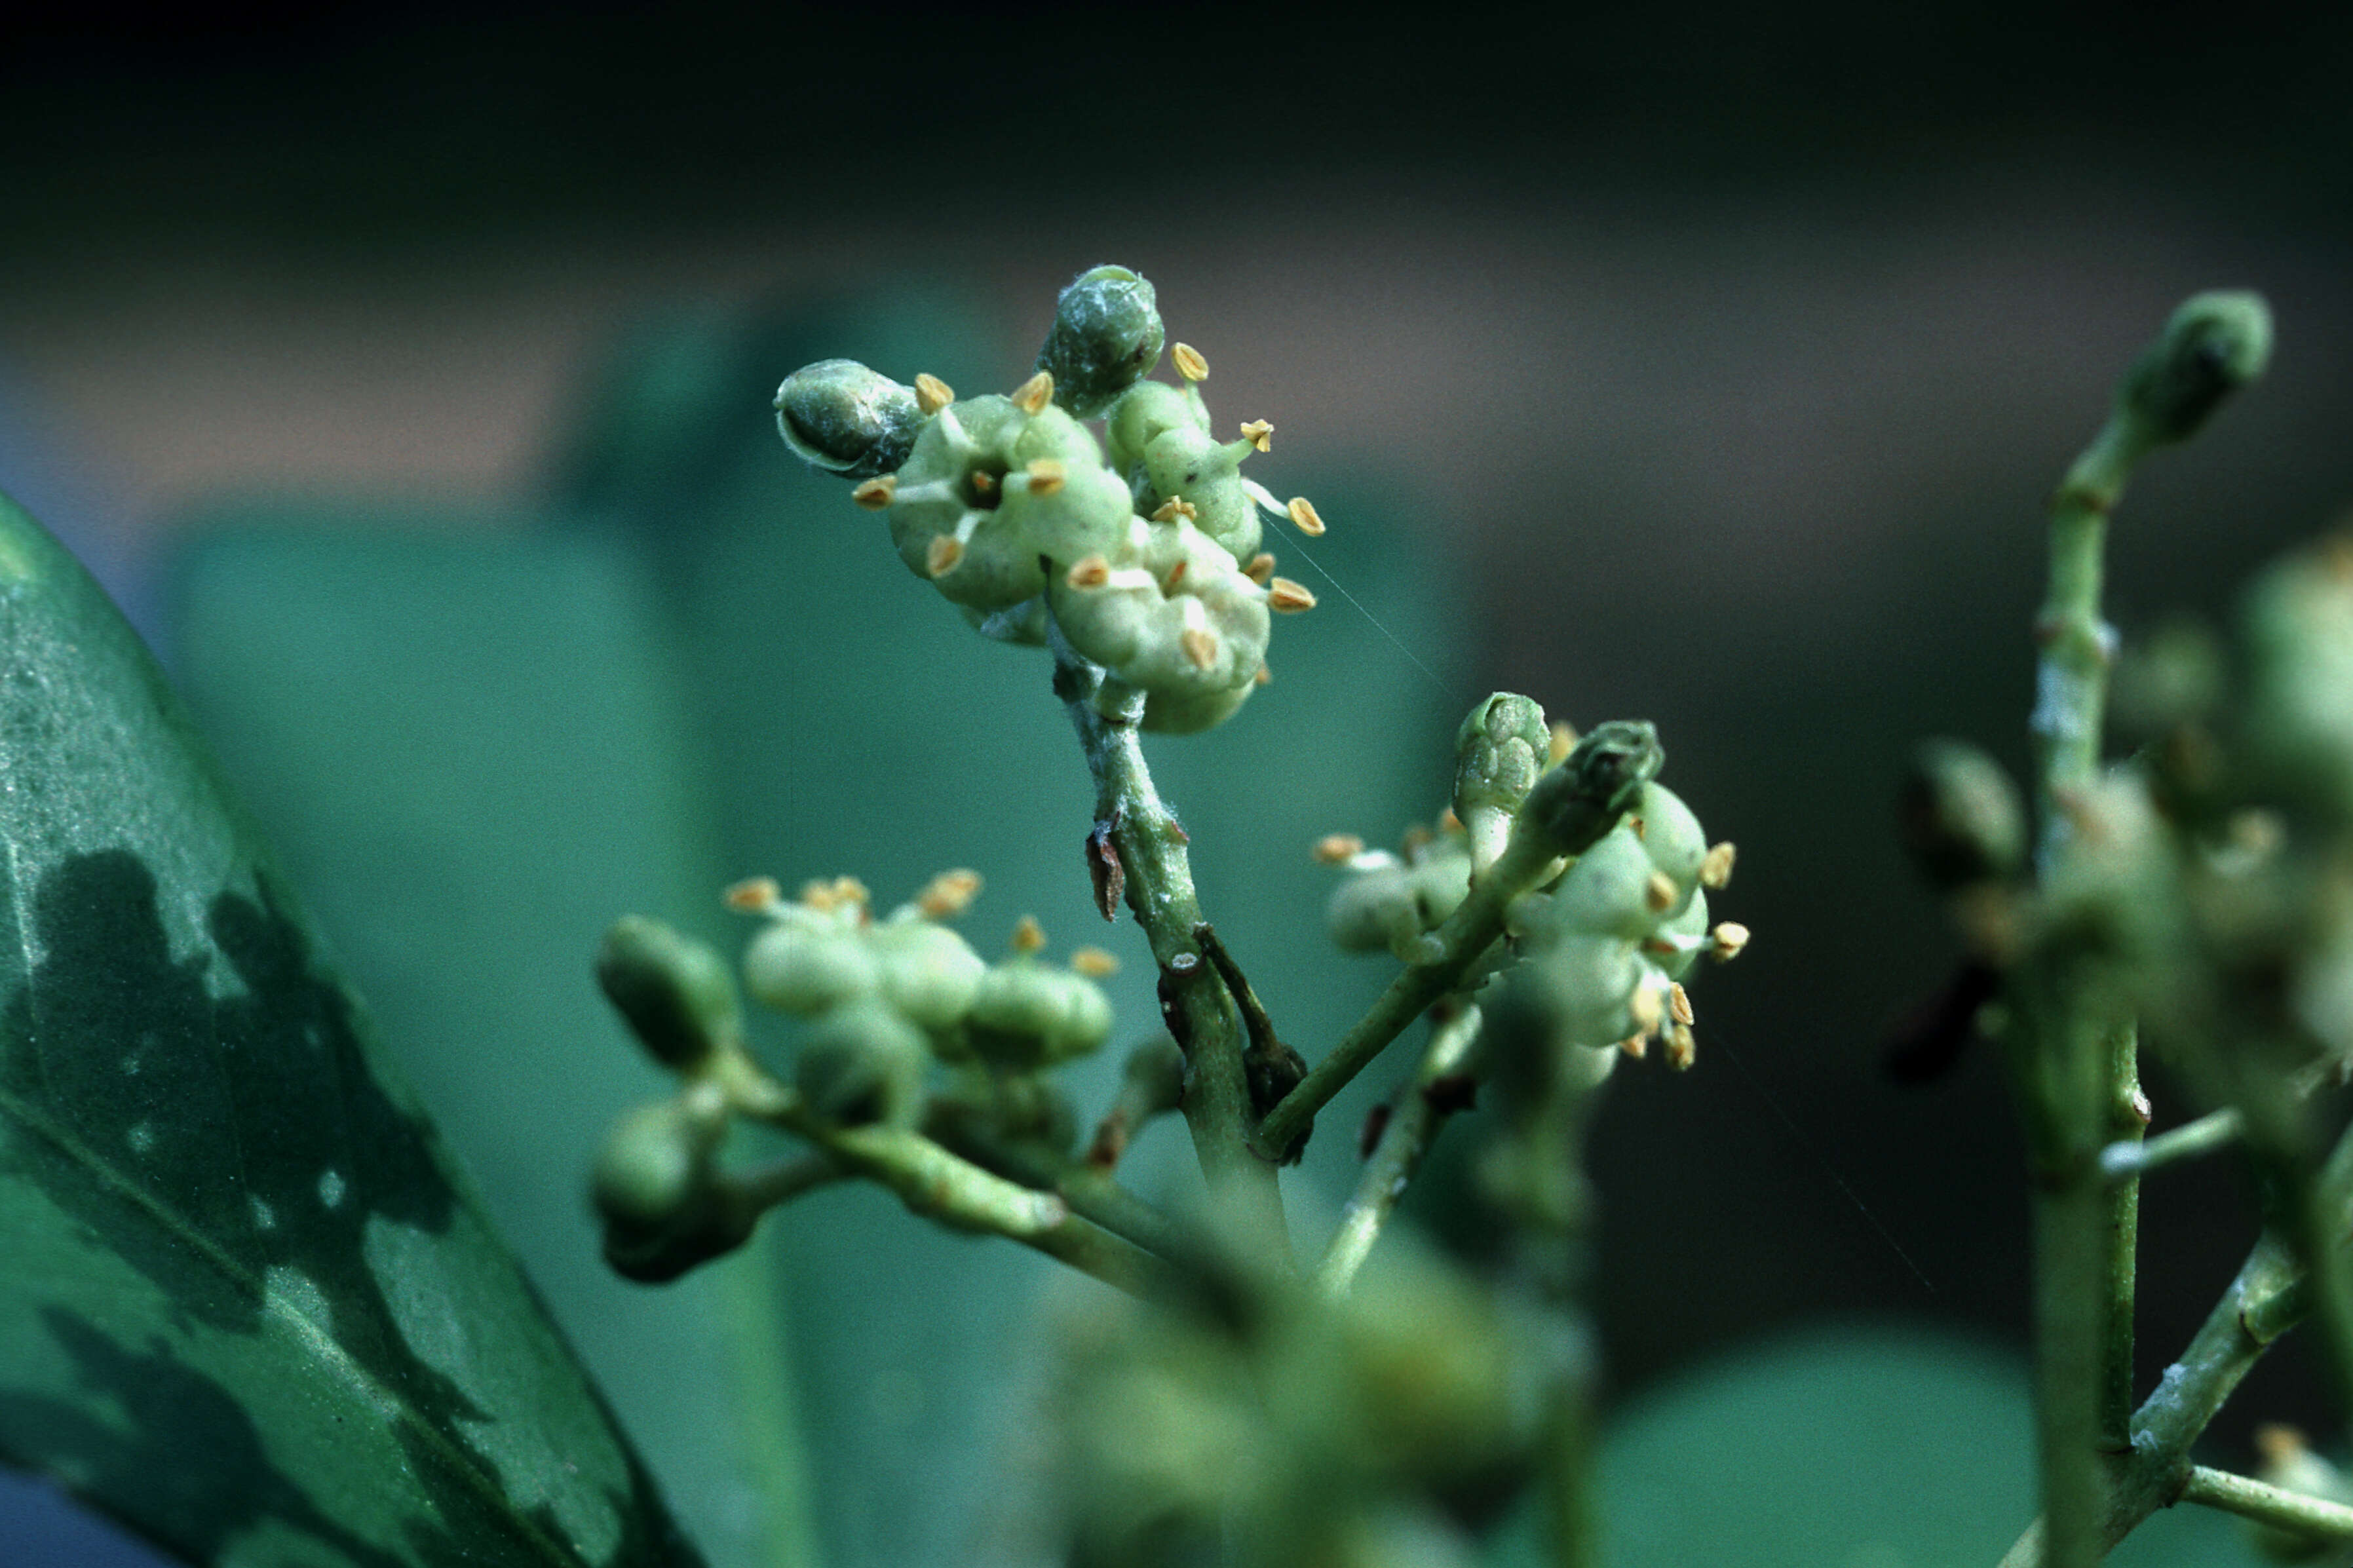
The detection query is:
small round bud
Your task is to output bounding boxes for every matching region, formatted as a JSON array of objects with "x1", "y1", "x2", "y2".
[
  {"x1": 1120, "y1": 1037, "x2": 1188, "y2": 1117},
  {"x1": 1037, "y1": 265, "x2": 1166, "y2": 419},
  {"x1": 866, "y1": 919, "x2": 987, "y2": 1034},
  {"x1": 1516, "y1": 720, "x2": 1664, "y2": 858},
  {"x1": 596, "y1": 916, "x2": 738, "y2": 1071},
  {"x1": 1455, "y1": 693, "x2": 1549, "y2": 824},
  {"x1": 2118, "y1": 290, "x2": 2272, "y2": 448},
  {"x1": 773, "y1": 358, "x2": 923, "y2": 480},
  {"x1": 1899, "y1": 739, "x2": 2026, "y2": 890},
  {"x1": 795, "y1": 998, "x2": 929, "y2": 1128},
  {"x1": 743, "y1": 918, "x2": 881, "y2": 1016},
  {"x1": 966, "y1": 960, "x2": 1115, "y2": 1069},
  {"x1": 593, "y1": 1099, "x2": 719, "y2": 1234}
]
